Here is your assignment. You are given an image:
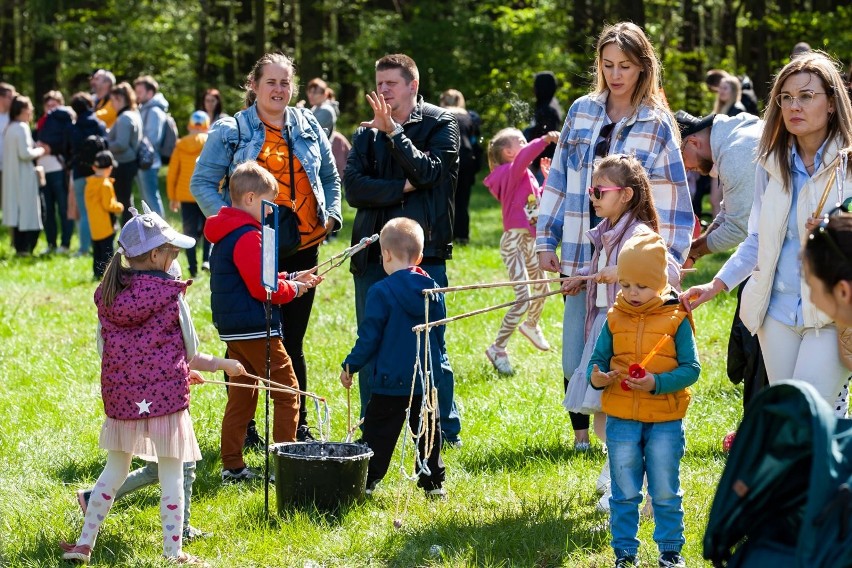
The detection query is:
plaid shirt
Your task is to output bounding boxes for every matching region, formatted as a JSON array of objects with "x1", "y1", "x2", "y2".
[{"x1": 535, "y1": 92, "x2": 693, "y2": 272}]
